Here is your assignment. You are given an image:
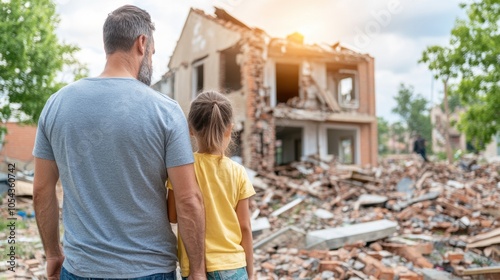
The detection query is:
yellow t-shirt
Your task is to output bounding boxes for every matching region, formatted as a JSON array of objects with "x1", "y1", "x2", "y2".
[{"x1": 167, "y1": 153, "x2": 256, "y2": 277}]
